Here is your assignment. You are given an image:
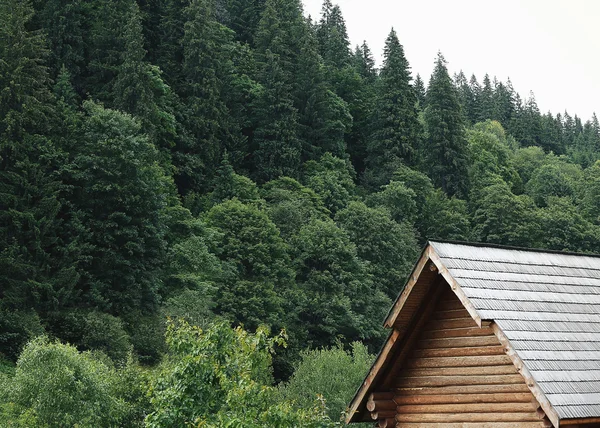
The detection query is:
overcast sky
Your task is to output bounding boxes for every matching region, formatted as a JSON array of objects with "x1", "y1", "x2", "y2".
[{"x1": 302, "y1": 0, "x2": 600, "y2": 121}]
